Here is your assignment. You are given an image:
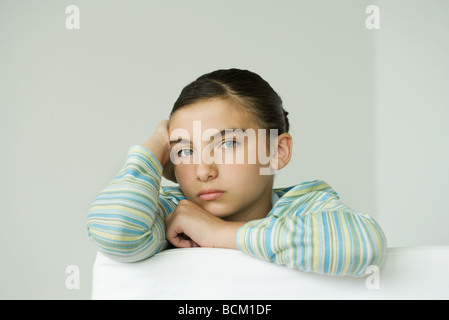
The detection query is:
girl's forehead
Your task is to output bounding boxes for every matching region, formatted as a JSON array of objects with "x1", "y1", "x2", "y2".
[{"x1": 169, "y1": 99, "x2": 258, "y2": 131}]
